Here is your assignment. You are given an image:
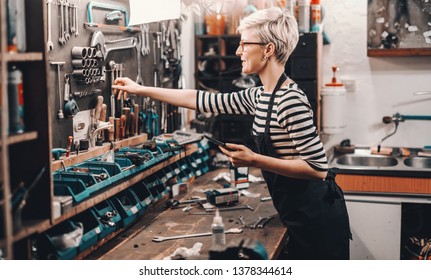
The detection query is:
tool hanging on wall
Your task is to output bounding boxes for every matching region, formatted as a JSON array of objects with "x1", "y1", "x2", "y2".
[
  {"x1": 46, "y1": 0, "x2": 54, "y2": 52},
  {"x1": 160, "y1": 19, "x2": 183, "y2": 132},
  {"x1": 109, "y1": 61, "x2": 117, "y2": 141},
  {"x1": 153, "y1": 29, "x2": 168, "y2": 135},
  {"x1": 135, "y1": 35, "x2": 144, "y2": 85},
  {"x1": 84, "y1": 1, "x2": 140, "y2": 32},
  {"x1": 65, "y1": 135, "x2": 73, "y2": 157},
  {"x1": 146, "y1": 101, "x2": 159, "y2": 139},
  {"x1": 140, "y1": 24, "x2": 151, "y2": 56},
  {"x1": 50, "y1": 61, "x2": 65, "y2": 119},
  {"x1": 90, "y1": 95, "x2": 113, "y2": 147},
  {"x1": 63, "y1": 74, "x2": 79, "y2": 118},
  {"x1": 71, "y1": 46, "x2": 103, "y2": 84},
  {"x1": 90, "y1": 31, "x2": 137, "y2": 61},
  {"x1": 55, "y1": 0, "x2": 79, "y2": 47}
]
